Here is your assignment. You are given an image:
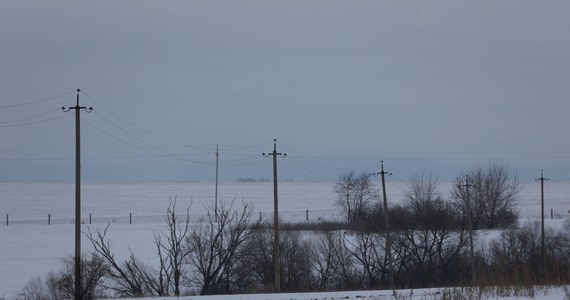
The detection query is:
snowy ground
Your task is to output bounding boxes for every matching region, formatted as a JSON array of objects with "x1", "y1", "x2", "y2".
[
  {"x1": 99, "y1": 287, "x2": 570, "y2": 300},
  {"x1": 1, "y1": 181, "x2": 570, "y2": 299}
]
